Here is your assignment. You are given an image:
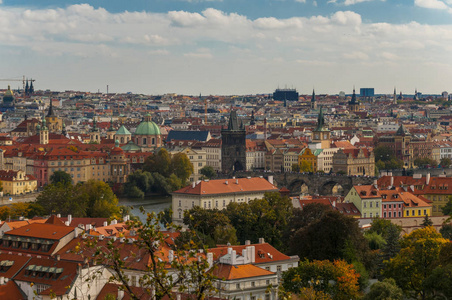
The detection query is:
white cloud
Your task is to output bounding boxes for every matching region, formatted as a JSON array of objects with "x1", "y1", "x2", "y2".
[
  {"x1": 415, "y1": 0, "x2": 449, "y2": 9},
  {"x1": 0, "y1": 4, "x2": 451, "y2": 94},
  {"x1": 184, "y1": 48, "x2": 213, "y2": 59},
  {"x1": 294, "y1": 0, "x2": 307, "y2": 3}
]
